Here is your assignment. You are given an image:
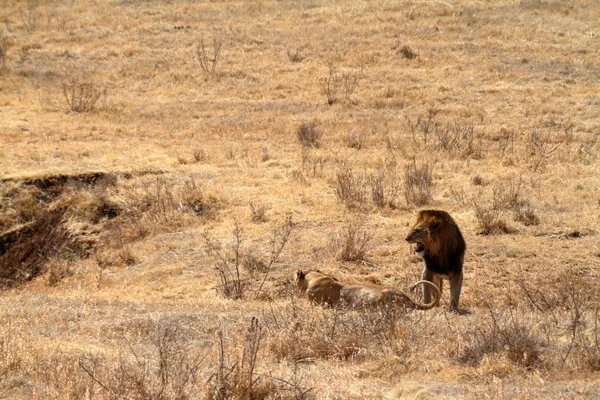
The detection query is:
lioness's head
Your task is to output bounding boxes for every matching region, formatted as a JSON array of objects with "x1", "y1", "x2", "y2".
[
  {"x1": 405, "y1": 209, "x2": 461, "y2": 257},
  {"x1": 294, "y1": 269, "x2": 308, "y2": 291}
]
